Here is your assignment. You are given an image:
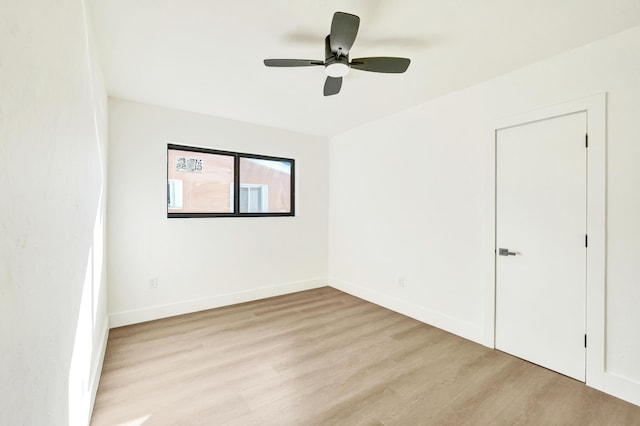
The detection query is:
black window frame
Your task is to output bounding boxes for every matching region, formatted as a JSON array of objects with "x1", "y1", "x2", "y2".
[{"x1": 167, "y1": 143, "x2": 295, "y2": 218}]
